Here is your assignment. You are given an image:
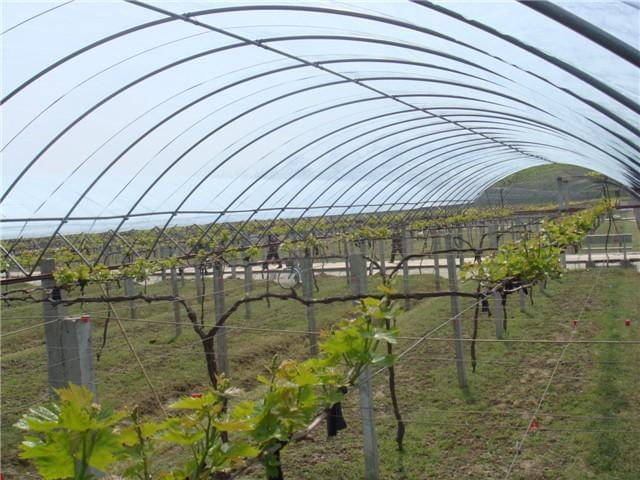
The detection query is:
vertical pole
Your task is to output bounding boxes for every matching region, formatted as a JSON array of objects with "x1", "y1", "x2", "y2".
[
  {"x1": 42, "y1": 259, "x2": 66, "y2": 395},
  {"x1": 488, "y1": 224, "x2": 498, "y2": 250},
  {"x1": 378, "y1": 238, "x2": 386, "y2": 279},
  {"x1": 160, "y1": 247, "x2": 167, "y2": 281},
  {"x1": 493, "y1": 291, "x2": 504, "y2": 339},
  {"x1": 432, "y1": 235, "x2": 441, "y2": 291},
  {"x1": 401, "y1": 227, "x2": 411, "y2": 311},
  {"x1": 622, "y1": 234, "x2": 628, "y2": 262},
  {"x1": 444, "y1": 235, "x2": 467, "y2": 389},
  {"x1": 557, "y1": 177, "x2": 566, "y2": 211},
  {"x1": 195, "y1": 265, "x2": 203, "y2": 308},
  {"x1": 457, "y1": 227, "x2": 465, "y2": 267},
  {"x1": 42, "y1": 259, "x2": 97, "y2": 397},
  {"x1": 300, "y1": 255, "x2": 319, "y2": 355},
  {"x1": 213, "y1": 261, "x2": 228, "y2": 375},
  {"x1": 519, "y1": 288, "x2": 526, "y2": 313},
  {"x1": 124, "y1": 277, "x2": 137, "y2": 320},
  {"x1": 170, "y1": 265, "x2": 181, "y2": 336},
  {"x1": 344, "y1": 239, "x2": 351, "y2": 286},
  {"x1": 244, "y1": 262, "x2": 253, "y2": 320},
  {"x1": 349, "y1": 253, "x2": 379, "y2": 480}
]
